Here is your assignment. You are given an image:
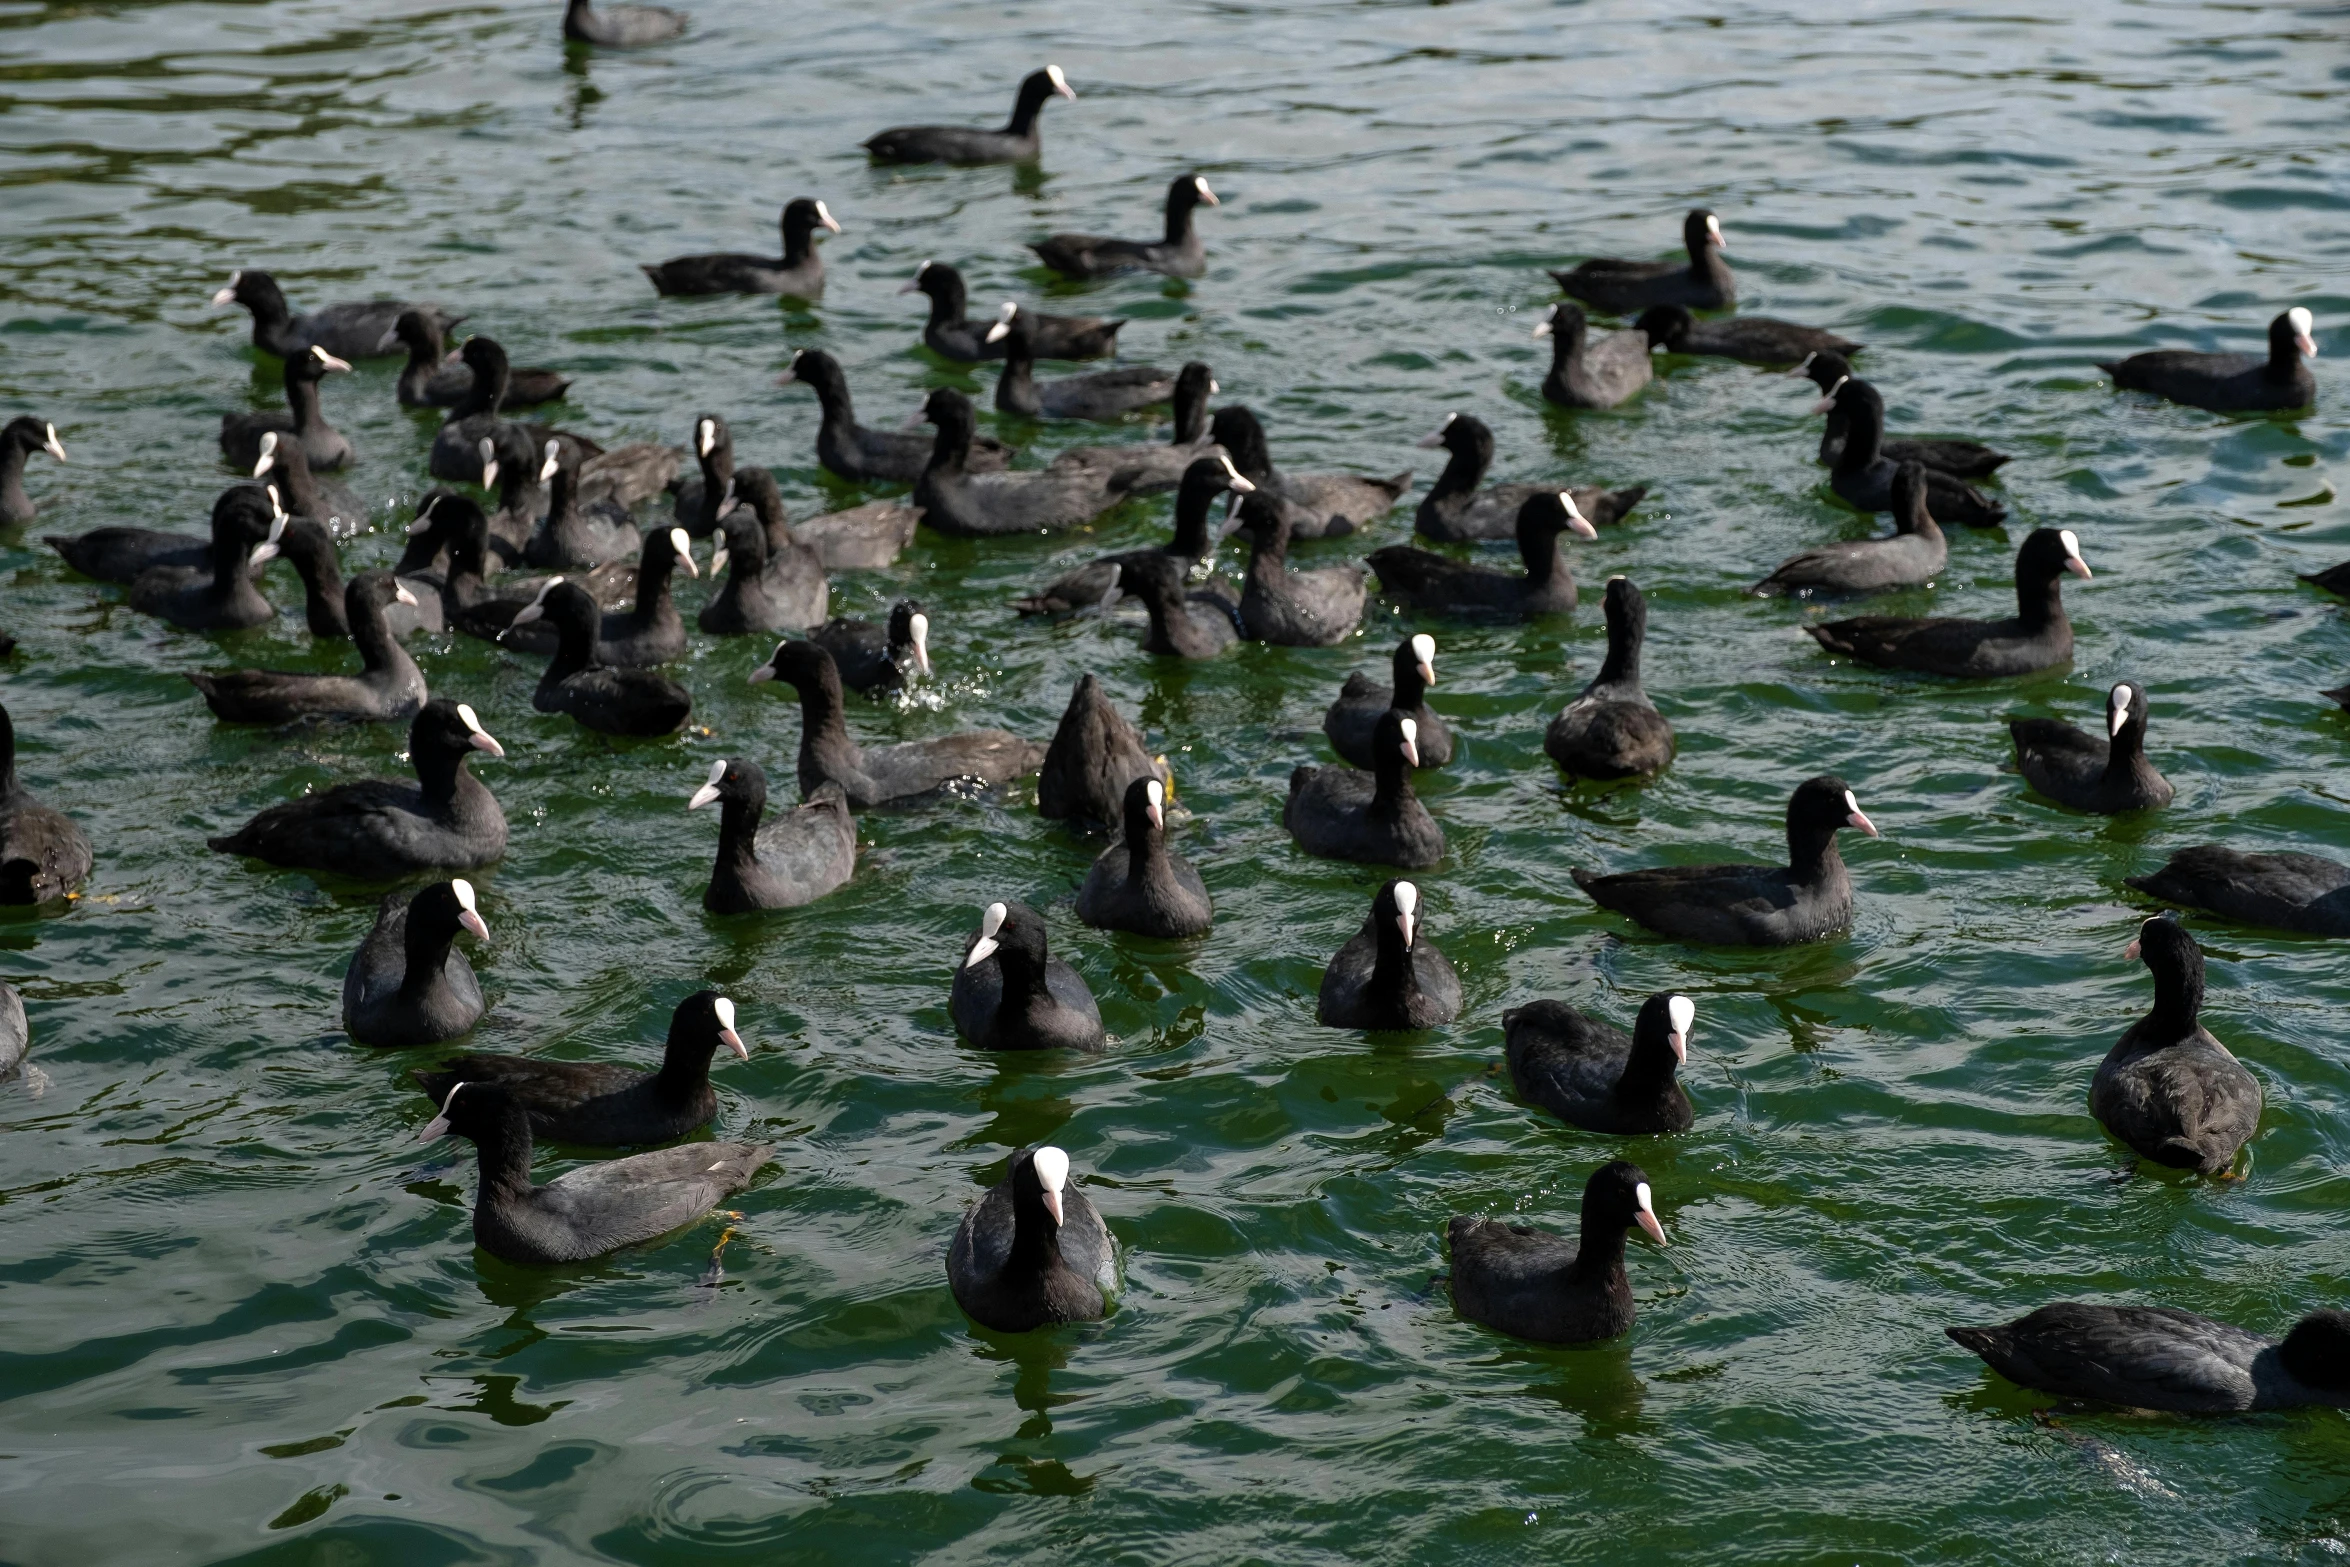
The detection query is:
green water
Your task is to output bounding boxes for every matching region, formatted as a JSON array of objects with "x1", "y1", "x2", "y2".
[{"x1": 3, "y1": 0, "x2": 2348, "y2": 1560}]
